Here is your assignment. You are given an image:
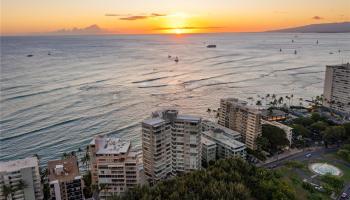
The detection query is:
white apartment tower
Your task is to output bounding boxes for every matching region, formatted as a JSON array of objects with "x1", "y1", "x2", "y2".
[
  {"x1": 142, "y1": 110, "x2": 201, "y2": 184},
  {"x1": 323, "y1": 63, "x2": 350, "y2": 116},
  {"x1": 0, "y1": 157, "x2": 43, "y2": 200},
  {"x1": 88, "y1": 136, "x2": 142, "y2": 199},
  {"x1": 218, "y1": 98, "x2": 262, "y2": 150}
]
